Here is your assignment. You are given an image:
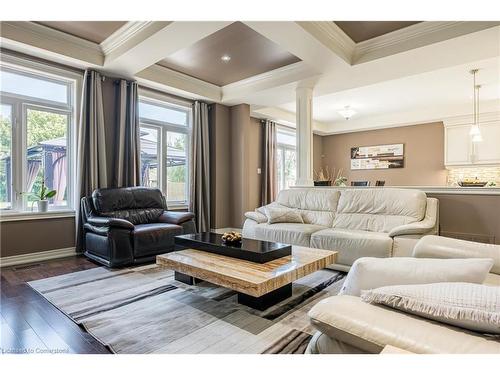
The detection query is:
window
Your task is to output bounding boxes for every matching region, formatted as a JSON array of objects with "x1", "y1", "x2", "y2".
[
  {"x1": 0, "y1": 61, "x2": 77, "y2": 213},
  {"x1": 276, "y1": 126, "x2": 297, "y2": 192},
  {"x1": 138, "y1": 98, "x2": 191, "y2": 206}
]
